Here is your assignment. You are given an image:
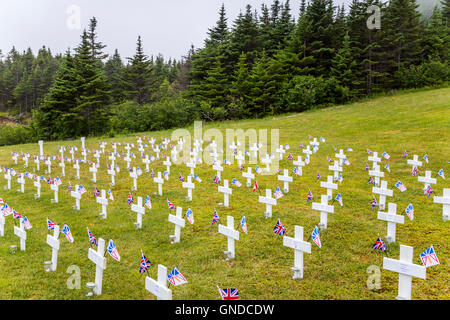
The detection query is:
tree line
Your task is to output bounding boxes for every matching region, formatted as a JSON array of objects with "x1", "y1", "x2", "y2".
[{"x1": 0, "y1": 0, "x2": 449, "y2": 143}]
